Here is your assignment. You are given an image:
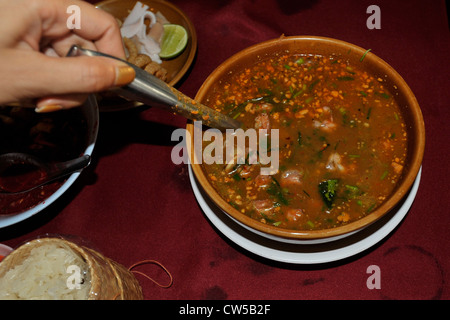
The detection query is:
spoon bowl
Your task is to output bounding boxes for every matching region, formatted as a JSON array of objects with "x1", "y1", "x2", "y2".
[{"x1": 0, "y1": 153, "x2": 91, "y2": 194}]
